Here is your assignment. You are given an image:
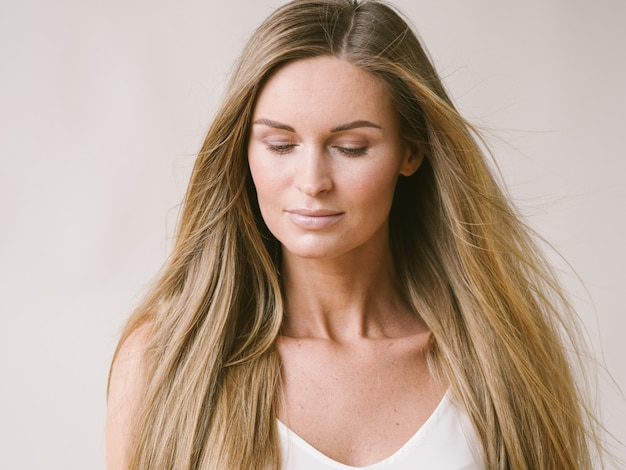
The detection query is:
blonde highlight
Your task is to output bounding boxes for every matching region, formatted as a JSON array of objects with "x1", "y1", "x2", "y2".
[{"x1": 110, "y1": 1, "x2": 605, "y2": 468}]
